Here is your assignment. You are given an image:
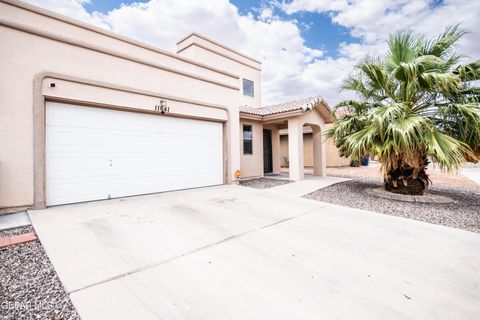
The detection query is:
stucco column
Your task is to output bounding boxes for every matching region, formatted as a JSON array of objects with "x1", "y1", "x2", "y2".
[
  {"x1": 271, "y1": 127, "x2": 281, "y2": 174},
  {"x1": 288, "y1": 118, "x2": 304, "y2": 181},
  {"x1": 312, "y1": 126, "x2": 326, "y2": 176}
]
